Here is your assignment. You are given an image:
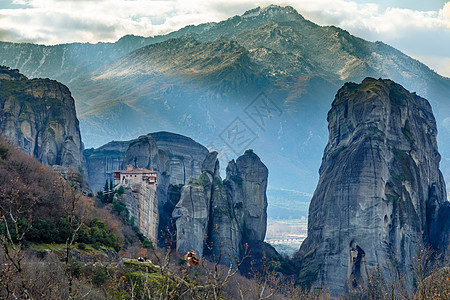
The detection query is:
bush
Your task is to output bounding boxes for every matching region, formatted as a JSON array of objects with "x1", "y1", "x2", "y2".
[
  {"x1": 112, "y1": 200, "x2": 129, "y2": 222},
  {"x1": 134, "y1": 230, "x2": 154, "y2": 249},
  {"x1": 92, "y1": 267, "x2": 107, "y2": 285},
  {"x1": 93, "y1": 242, "x2": 102, "y2": 250},
  {"x1": 77, "y1": 243, "x2": 86, "y2": 250},
  {"x1": 117, "y1": 186, "x2": 125, "y2": 196},
  {"x1": 0, "y1": 146, "x2": 9, "y2": 160},
  {"x1": 67, "y1": 258, "x2": 83, "y2": 279},
  {"x1": 26, "y1": 219, "x2": 60, "y2": 243}
]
